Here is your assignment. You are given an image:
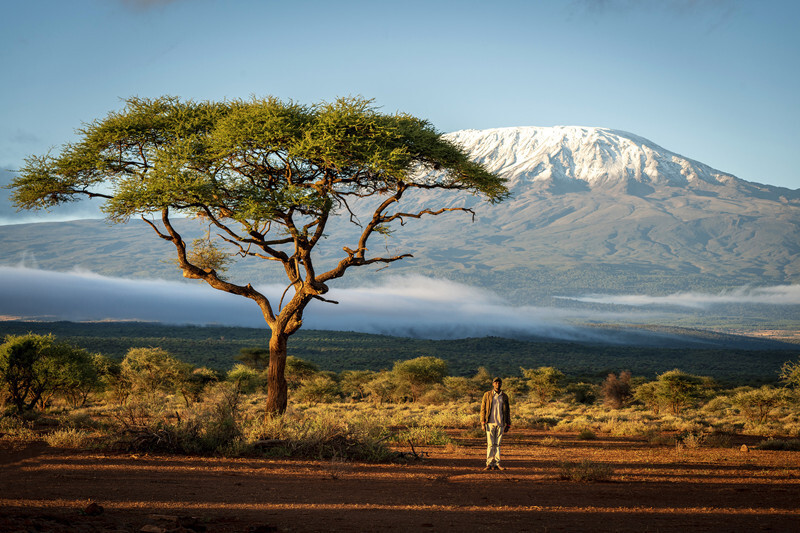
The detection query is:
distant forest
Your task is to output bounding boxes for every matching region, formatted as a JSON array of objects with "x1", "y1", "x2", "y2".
[{"x1": 1, "y1": 321, "x2": 795, "y2": 386}]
